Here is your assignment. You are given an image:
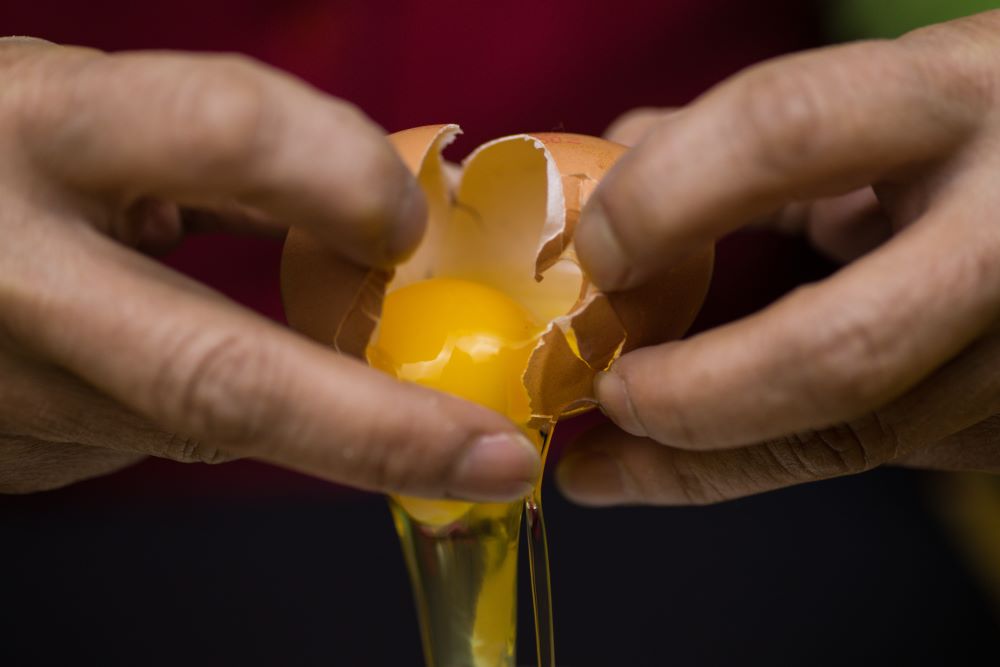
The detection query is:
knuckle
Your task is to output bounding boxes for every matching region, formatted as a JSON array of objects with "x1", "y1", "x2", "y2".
[
  {"x1": 171, "y1": 56, "x2": 277, "y2": 172},
  {"x1": 769, "y1": 414, "x2": 898, "y2": 480},
  {"x1": 950, "y1": 235, "x2": 1000, "y2": 302},
  {"x1": 351, "y1": 398, "x2": 453, "y2": 494},
  {"x1": 615, "y1": 443, "x2": 730, "y2": 506},
  {"x1": 901, "y1": 16, "x2": 1000, "y2": 112},
  {"x1": 10, "y1": 49, "x2": 280, "y2": 181},
  {"x1": 789, "y1": 288, "x2": 893, "y2": 416},
  {"x1": 155, "y1": 432, "x2": 234, "y2": 465},
  {"x1": 668, "y1": 459, "x2": 730, "y2": 506},
  {"x1": 3, "y1": 49, "x2": 86, "y2": 139},
  {"x1": 151, "y1": 331, "x2": 286, "y2": 447},
  {"x1": 361, "y1": 444, "x2": 421, "y2": 494},
  {"x1": 671, "y1": 446, "x2": 788, "y2": 506},
  {"x1": 347, "y1": 420, "x2": 402, "y2": 492},
  {"x1": 734, "y1": 62, "x2": 828, "y2": 182}
]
